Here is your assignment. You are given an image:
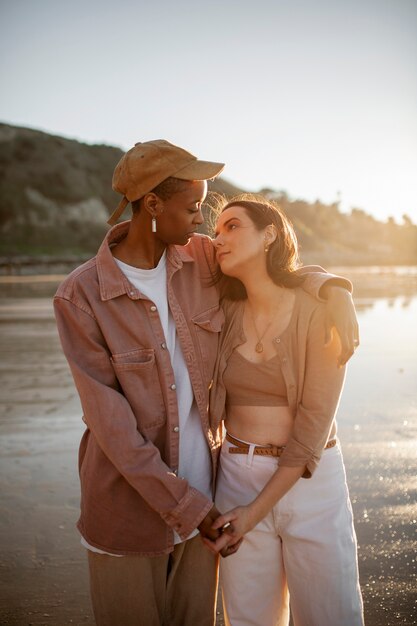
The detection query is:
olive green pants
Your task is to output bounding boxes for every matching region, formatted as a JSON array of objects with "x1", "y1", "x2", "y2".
[{"x1": 87, "y1": 533, "x2": 219, "y2": 626}]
